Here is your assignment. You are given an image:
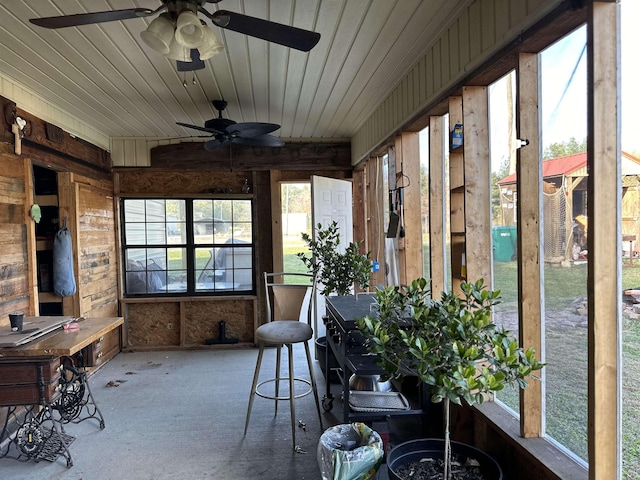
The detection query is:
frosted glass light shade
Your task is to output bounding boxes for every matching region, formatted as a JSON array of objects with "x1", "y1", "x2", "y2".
[
  {"x1": 166, "y1": 37, "x2": 191, "y2": 62},
  {"x1": 198, "y1": 27, "x2": 224, "y2": 60},
  {"x1": 174, "y1": 10, "x2": 205, "y2": 48},
  {"x1": 140, "y1": 14, "x2": 174, "y2": 54}
]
